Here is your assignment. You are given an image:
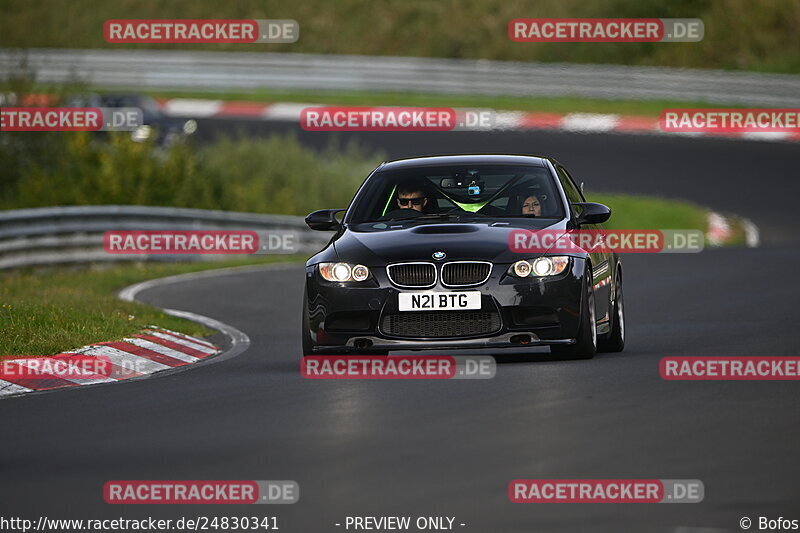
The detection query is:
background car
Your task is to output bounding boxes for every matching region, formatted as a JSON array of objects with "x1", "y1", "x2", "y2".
[{"x1": 63, "y1": 93, "x2": 197, "y2": 147}]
